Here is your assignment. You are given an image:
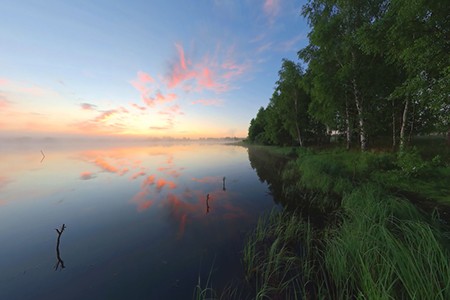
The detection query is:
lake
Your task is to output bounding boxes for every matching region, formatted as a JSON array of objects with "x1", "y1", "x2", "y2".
[{"x1": 0, "y1": 141, "x2": 281, "y2": 299}]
